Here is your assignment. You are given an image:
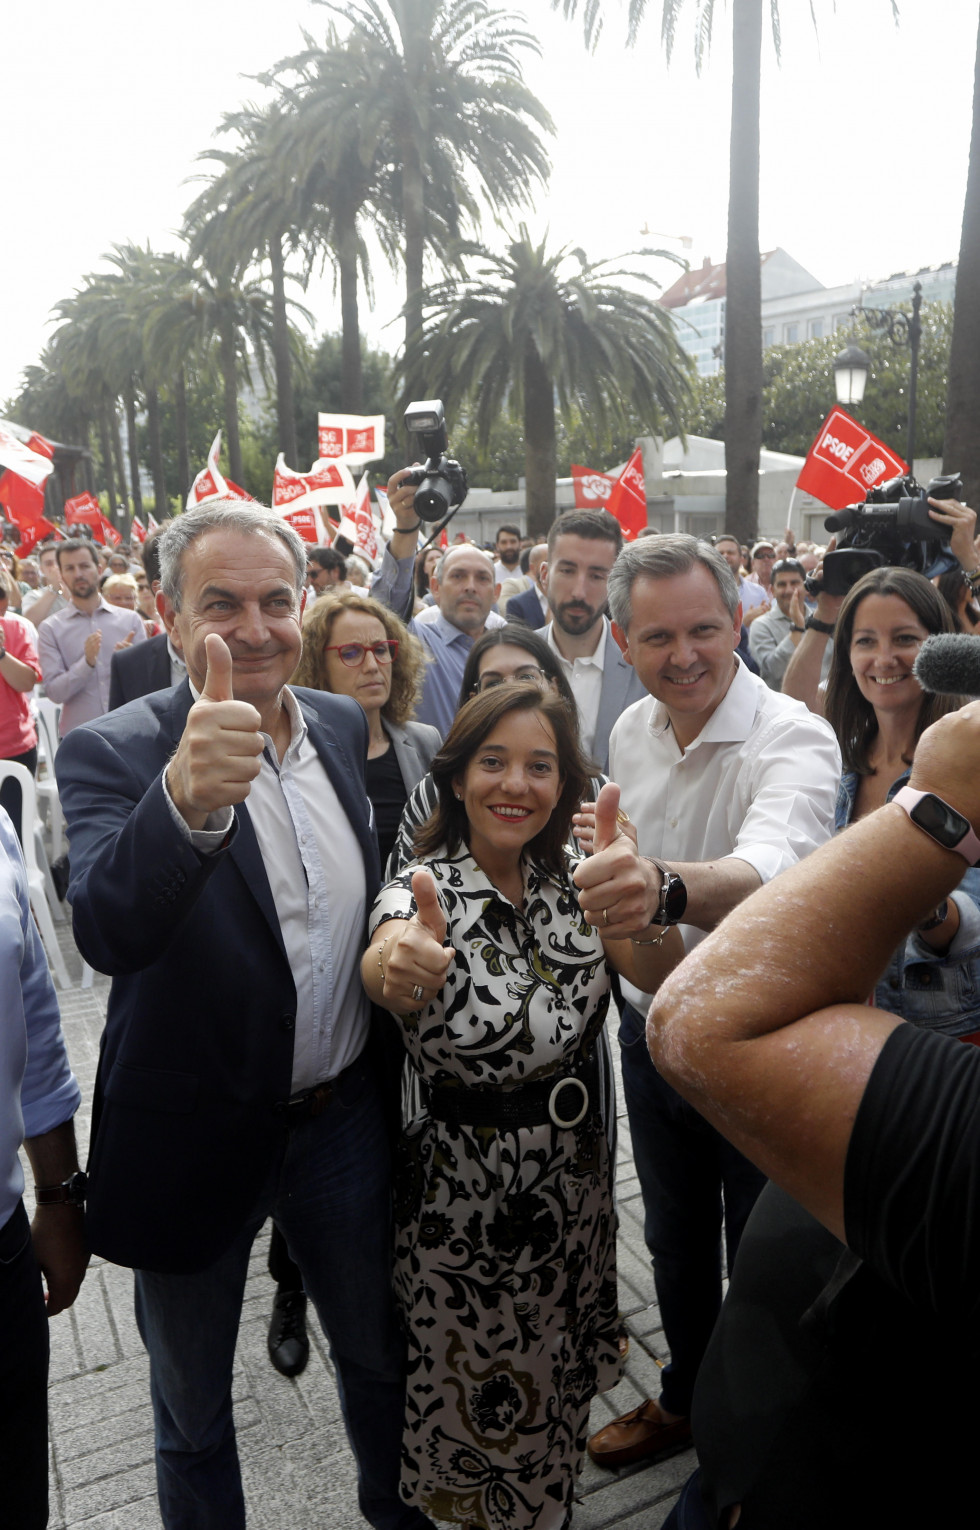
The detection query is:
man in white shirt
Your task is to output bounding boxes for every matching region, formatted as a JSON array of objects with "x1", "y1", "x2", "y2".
[
  {"x1": 492, "y1": 523, "x2": 522, "y2": 584},
  {"x1": 22, "y1": 542, "x2": 69, "y2": 629},
  {"x1": 536, "y1": 509, "x2": 646, "y2": 770},
  {"x1": 584, "y1": 533, "x2": 841, "y2": 1470}
]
